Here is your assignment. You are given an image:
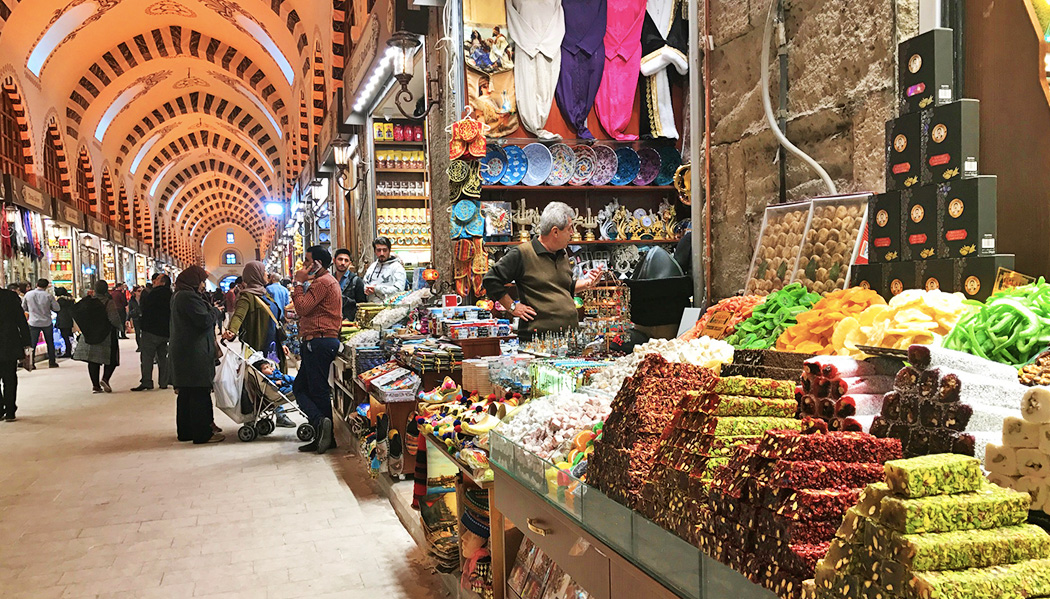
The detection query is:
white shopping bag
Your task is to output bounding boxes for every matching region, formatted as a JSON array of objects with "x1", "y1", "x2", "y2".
[{"x1": 213, "y1": 344, "x2": 245, "y2": 410}]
